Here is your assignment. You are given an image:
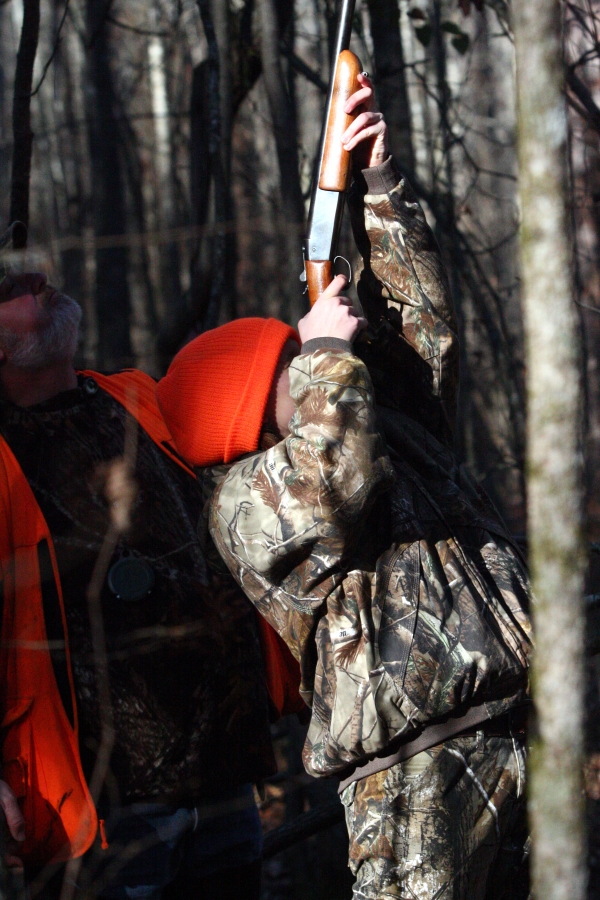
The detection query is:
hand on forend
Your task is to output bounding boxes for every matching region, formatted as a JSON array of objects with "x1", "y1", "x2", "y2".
[
  {"x1": 341, "y1": 73, "x2": 389, "y2": 169},
  {"x1": 298, "y1": 275, "x2": 367, "y2": 345}
]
